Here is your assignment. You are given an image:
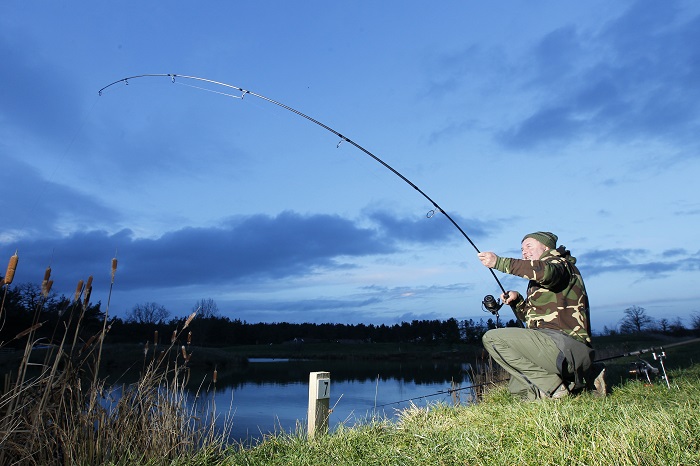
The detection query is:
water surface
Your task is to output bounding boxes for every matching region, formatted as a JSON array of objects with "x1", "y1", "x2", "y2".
[{"x1": 203, "y1": 358, "x2": 475, "y2": 444}]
